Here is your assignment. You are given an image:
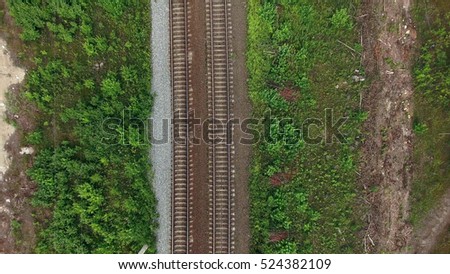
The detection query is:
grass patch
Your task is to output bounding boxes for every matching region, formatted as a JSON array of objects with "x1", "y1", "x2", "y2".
[
  {"x1": 11, "y1": 219, "x2": 23, "y2": 246},
  {"x1": 247, "y1": 0, "x2": 365, "y2": 253},
  {"x1": 411, "y1": 0, "x2": 450, "y2": 227}
]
